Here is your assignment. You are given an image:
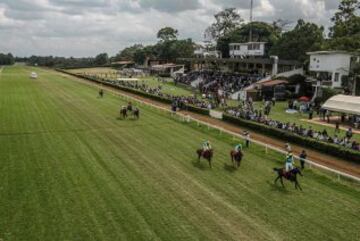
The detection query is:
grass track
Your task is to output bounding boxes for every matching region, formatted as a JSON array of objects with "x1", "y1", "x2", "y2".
[{"x1": 0, "y1": 66, "x2": 359, "y2": 241}]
